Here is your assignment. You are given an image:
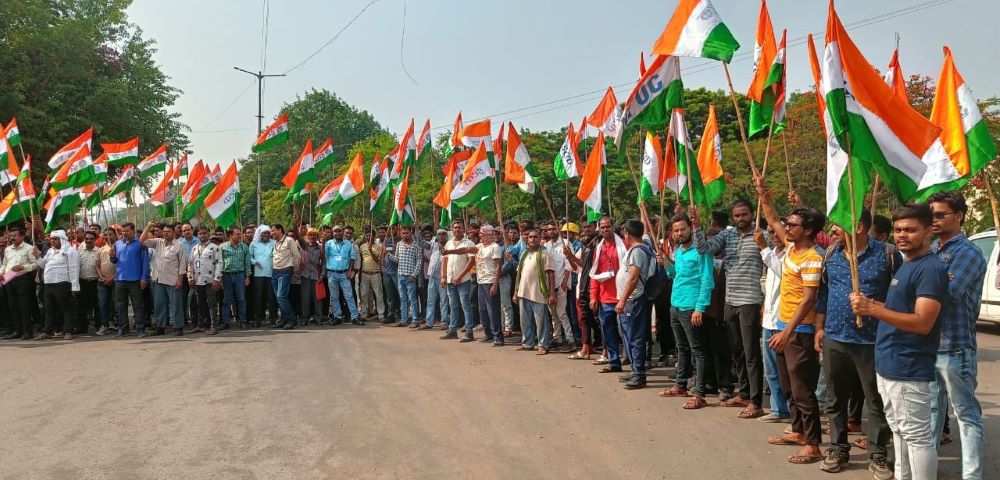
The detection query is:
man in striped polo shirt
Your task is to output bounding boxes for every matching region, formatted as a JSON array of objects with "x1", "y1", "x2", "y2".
[{"x1": 692, "y1": 199, "x2": 766, "y2": 419}]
